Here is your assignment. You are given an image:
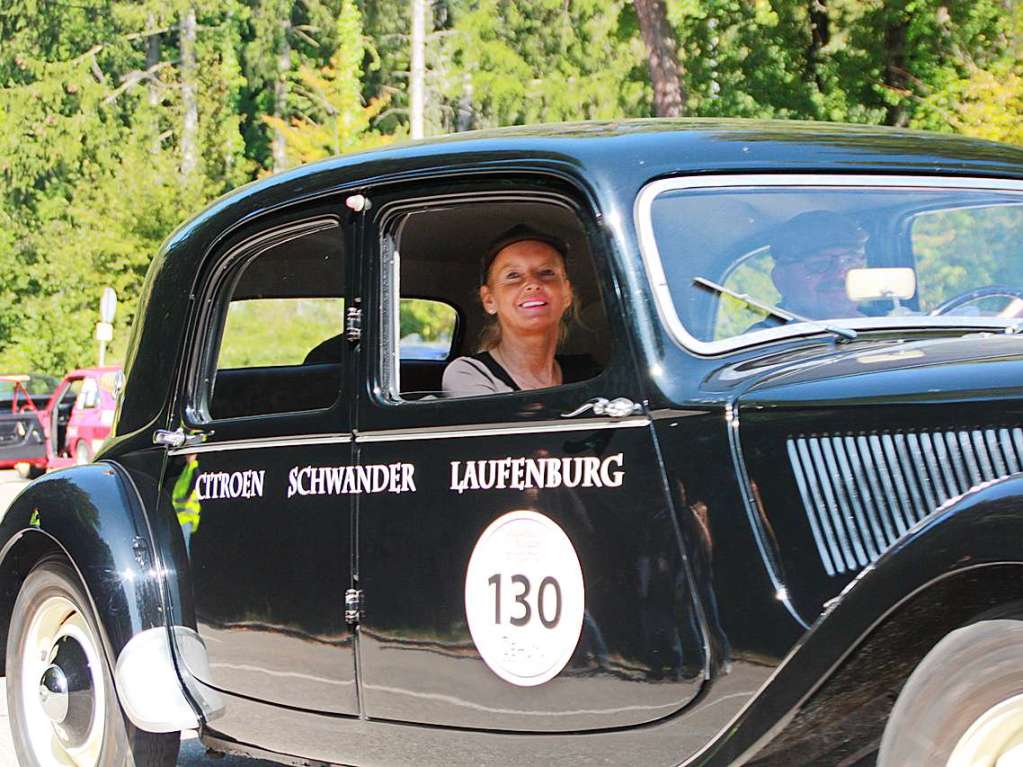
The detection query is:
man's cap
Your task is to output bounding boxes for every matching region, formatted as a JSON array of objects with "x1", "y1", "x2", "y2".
[
  {"x1": 771, "y1": 210, "x2": 868, "y2": 263},
  {"x1": 480, "y1": 225, "x2": 569, "y2": 284}
]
